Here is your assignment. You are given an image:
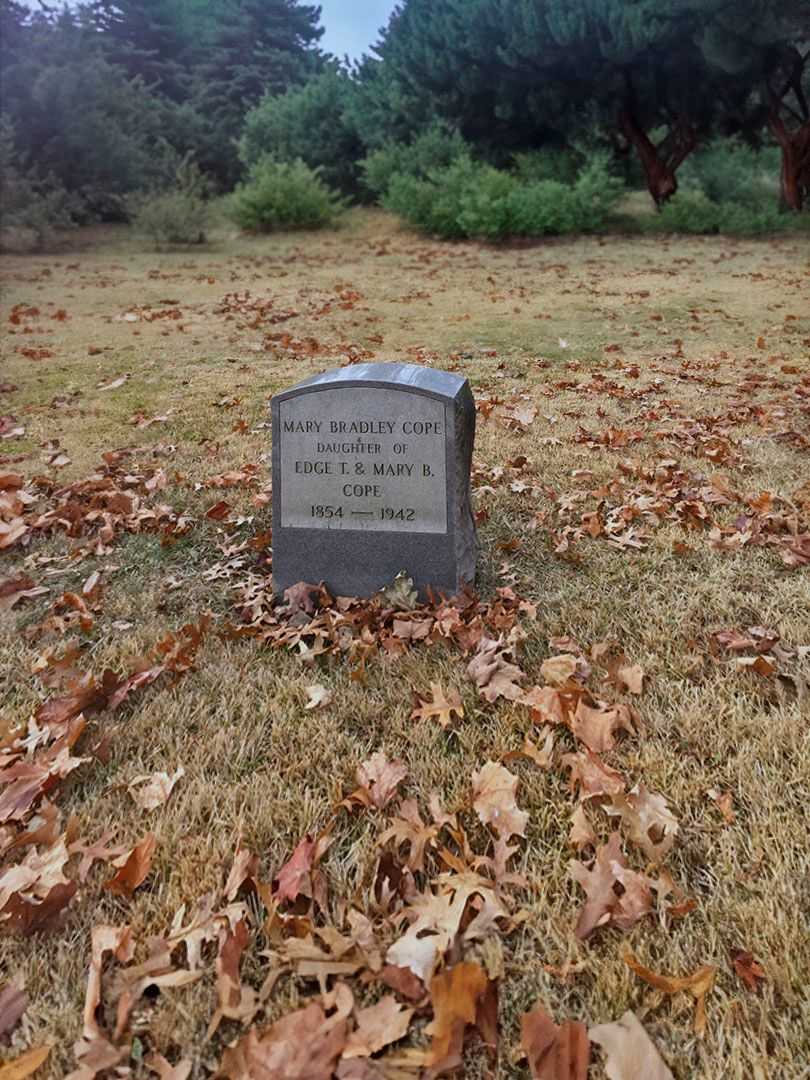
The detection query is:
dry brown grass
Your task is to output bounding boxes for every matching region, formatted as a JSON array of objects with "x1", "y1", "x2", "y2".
[{"x1": 1, "y1": 210, "x2": 809, "y2": 1079}]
